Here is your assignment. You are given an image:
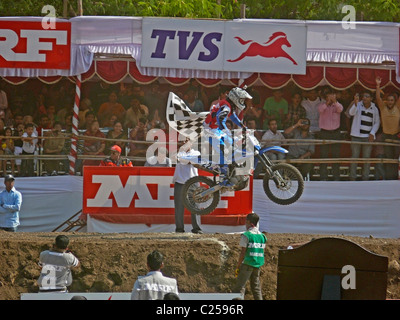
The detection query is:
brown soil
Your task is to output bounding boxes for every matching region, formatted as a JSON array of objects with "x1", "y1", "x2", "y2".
[{"x1": 0, "y1": 231, "x2": 399, "y2": 300}]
